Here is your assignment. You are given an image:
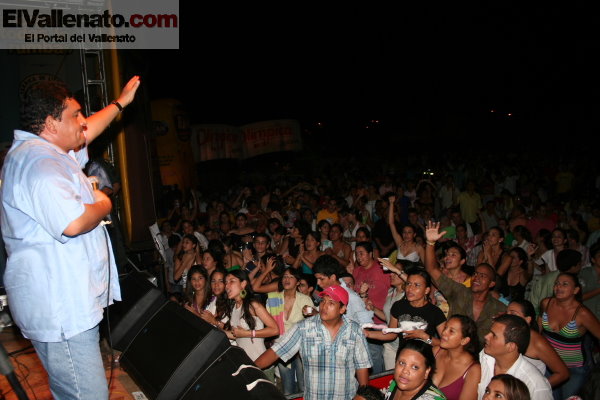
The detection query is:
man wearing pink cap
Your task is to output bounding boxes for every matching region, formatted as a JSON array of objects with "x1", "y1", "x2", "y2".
[{"x1": 255, "y1": 284, "x2": 372, "y2": 400}]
